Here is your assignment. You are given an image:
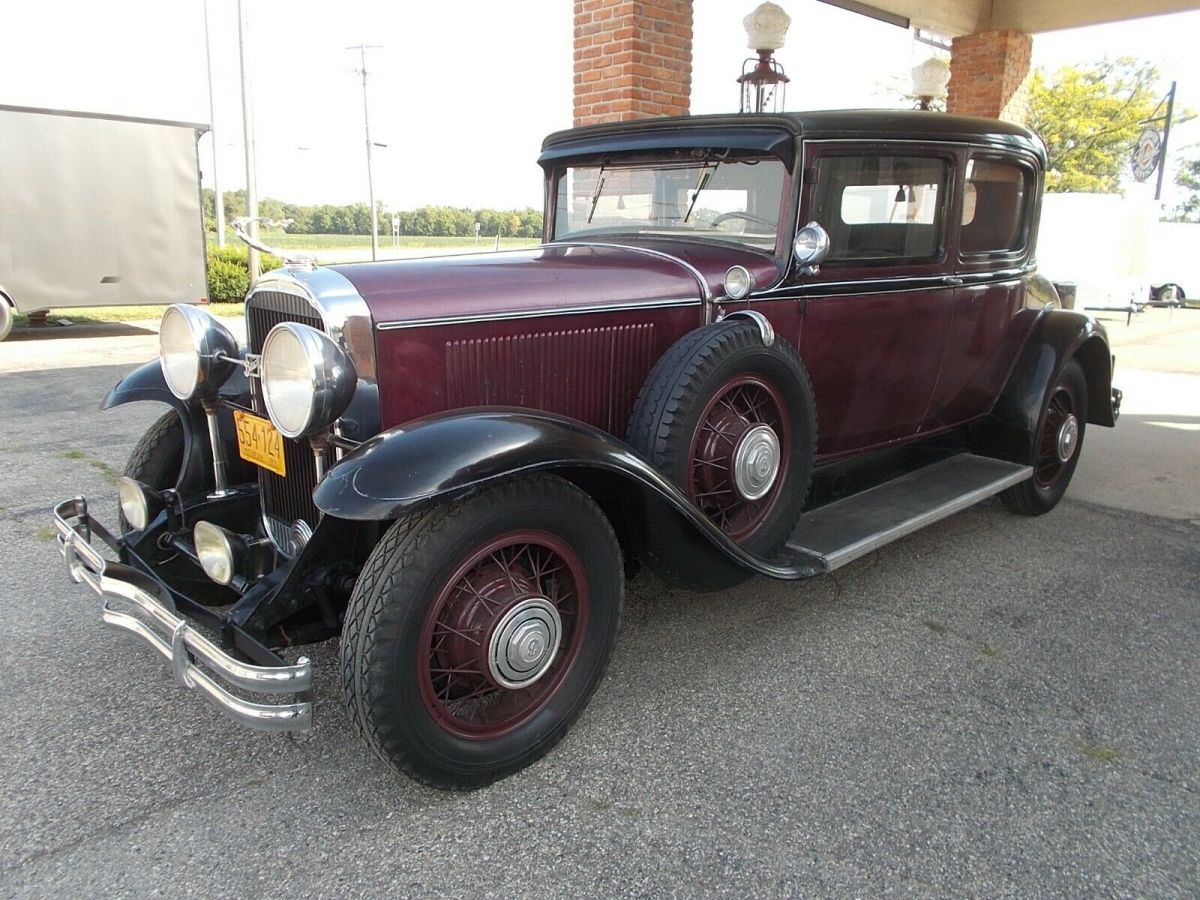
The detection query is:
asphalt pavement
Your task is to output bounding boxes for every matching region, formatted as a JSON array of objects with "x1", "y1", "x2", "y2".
[{"x1": 0, "y1": 310, "x2": 1197, "y2": 897}]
